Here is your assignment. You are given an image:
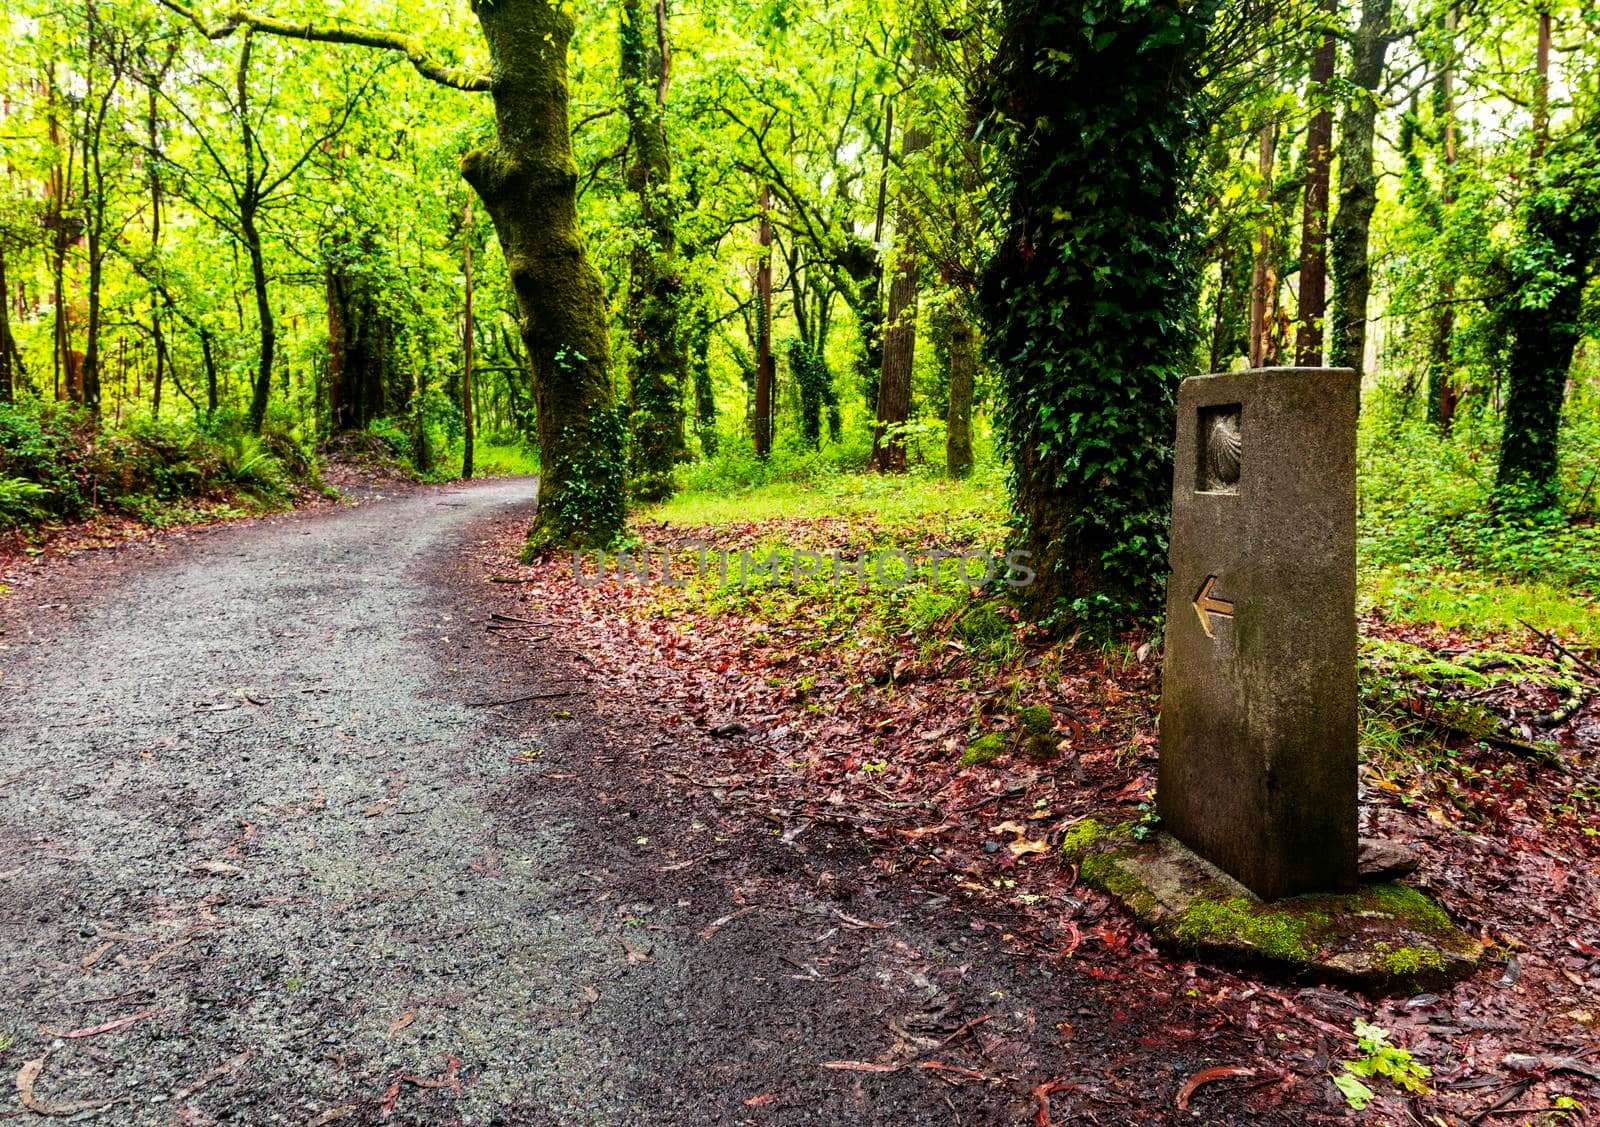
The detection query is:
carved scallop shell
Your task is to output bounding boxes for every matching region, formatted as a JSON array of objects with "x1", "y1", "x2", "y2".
[{"x1": 1203, "y1": 412, "x2": 1242, "y2": 491}]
